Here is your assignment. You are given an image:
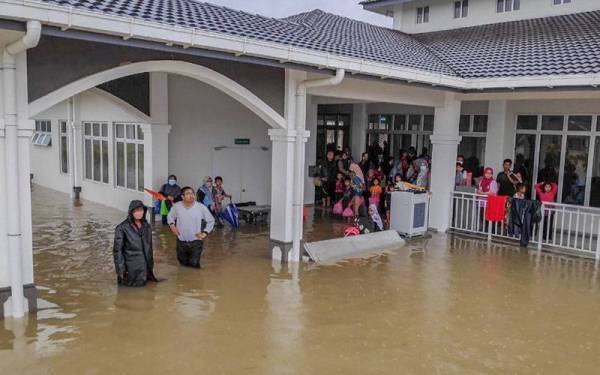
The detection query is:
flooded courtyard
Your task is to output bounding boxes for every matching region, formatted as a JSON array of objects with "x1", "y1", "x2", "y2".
[{"x1": 2, "y1": 186, "x2": 600, "y2": 374}]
